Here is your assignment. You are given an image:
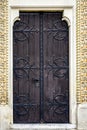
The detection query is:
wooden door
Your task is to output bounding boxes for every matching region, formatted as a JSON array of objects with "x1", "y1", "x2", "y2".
[{"x1": 13, "y1": 12, "x2": 69, "y2": 123}]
